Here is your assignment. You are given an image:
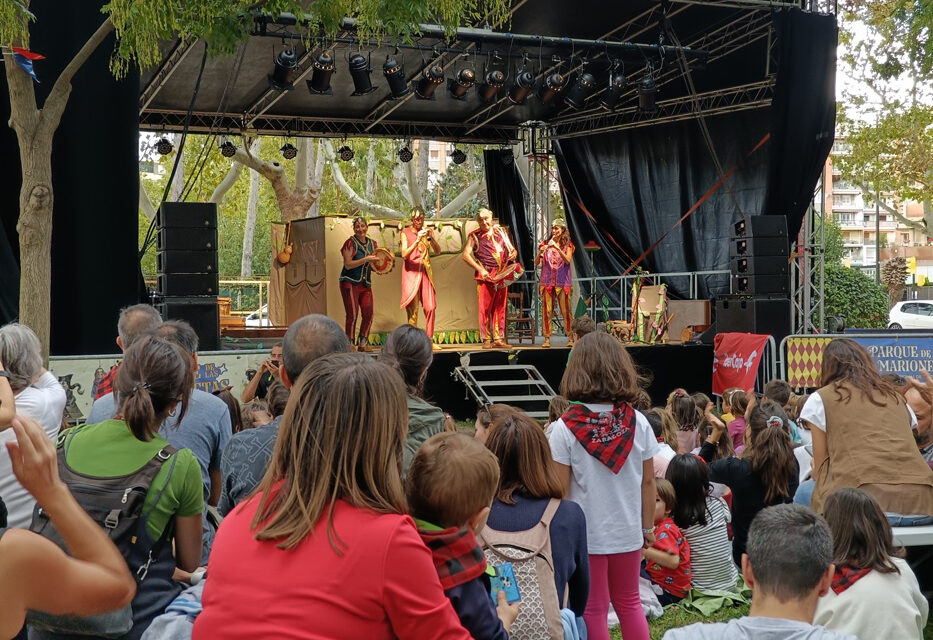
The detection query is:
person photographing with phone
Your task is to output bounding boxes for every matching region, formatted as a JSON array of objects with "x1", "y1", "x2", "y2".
[{"x1": 240, "y1": 344, "x2": 282, "y2": 404}]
